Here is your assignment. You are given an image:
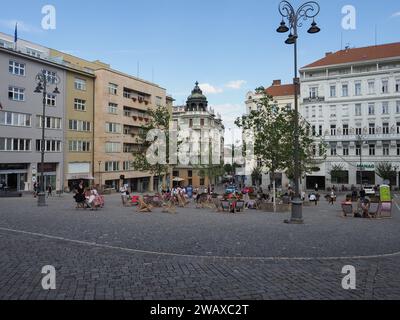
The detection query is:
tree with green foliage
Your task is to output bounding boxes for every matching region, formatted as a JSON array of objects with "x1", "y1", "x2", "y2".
[
  {"x1": 376, "y1": 162, "x2": 398, "y2": 185},
  {"x1": 131, "y1": 105, "x2": 172, "y2": 191},
  {"x1": 235, "y1": 87, "x2": 326, "y2": 209}
]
